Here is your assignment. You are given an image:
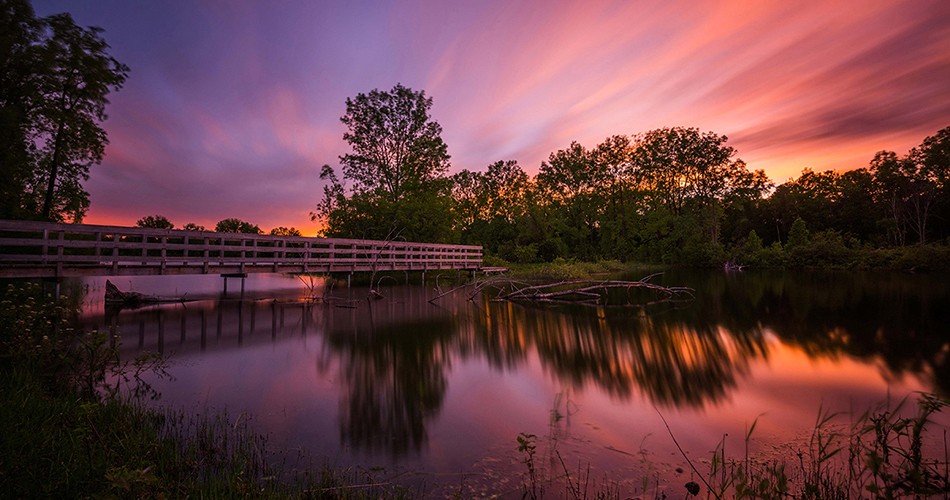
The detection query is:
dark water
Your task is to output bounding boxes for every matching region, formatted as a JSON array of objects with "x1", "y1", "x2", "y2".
[{"x1": 77, "y1": 270, "x2": 950, "y2": 496}]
